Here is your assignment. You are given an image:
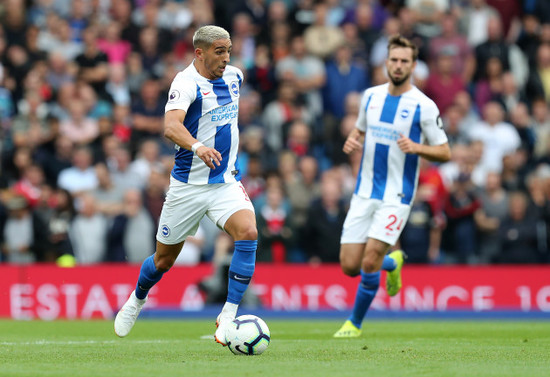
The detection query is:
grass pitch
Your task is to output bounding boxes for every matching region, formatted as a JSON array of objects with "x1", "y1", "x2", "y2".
[{"x1": 0, "y1": 319, "x2": 548, "y2": 377}]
